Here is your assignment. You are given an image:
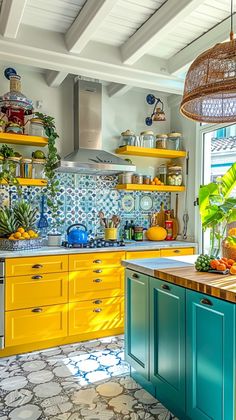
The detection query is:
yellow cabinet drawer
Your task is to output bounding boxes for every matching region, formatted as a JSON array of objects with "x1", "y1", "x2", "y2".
[
  {"x1": 69, "y1": 267, "x2": 124, "y2": 301},
  {"x1": 6, "y1": 255, "x2": 68, "y2": 277},
  {"x1": 6, "y1": 273, "x2": 68, "y2": 310},
  {"x1": 69, "y1": 252, "x2": 125, "y2": 271},
  {"x1": 69, "y1": 296, "x2": 124, "y2": 336},
  {"x1": 5, "y1": 304, "x2": 68, "y2": 347},
  {"x1": 160, "y1": 247, "x2": 194, "y2": 257},
  {"x1": 125, "y1": 250, "x2": 161, "y2": 260}
]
